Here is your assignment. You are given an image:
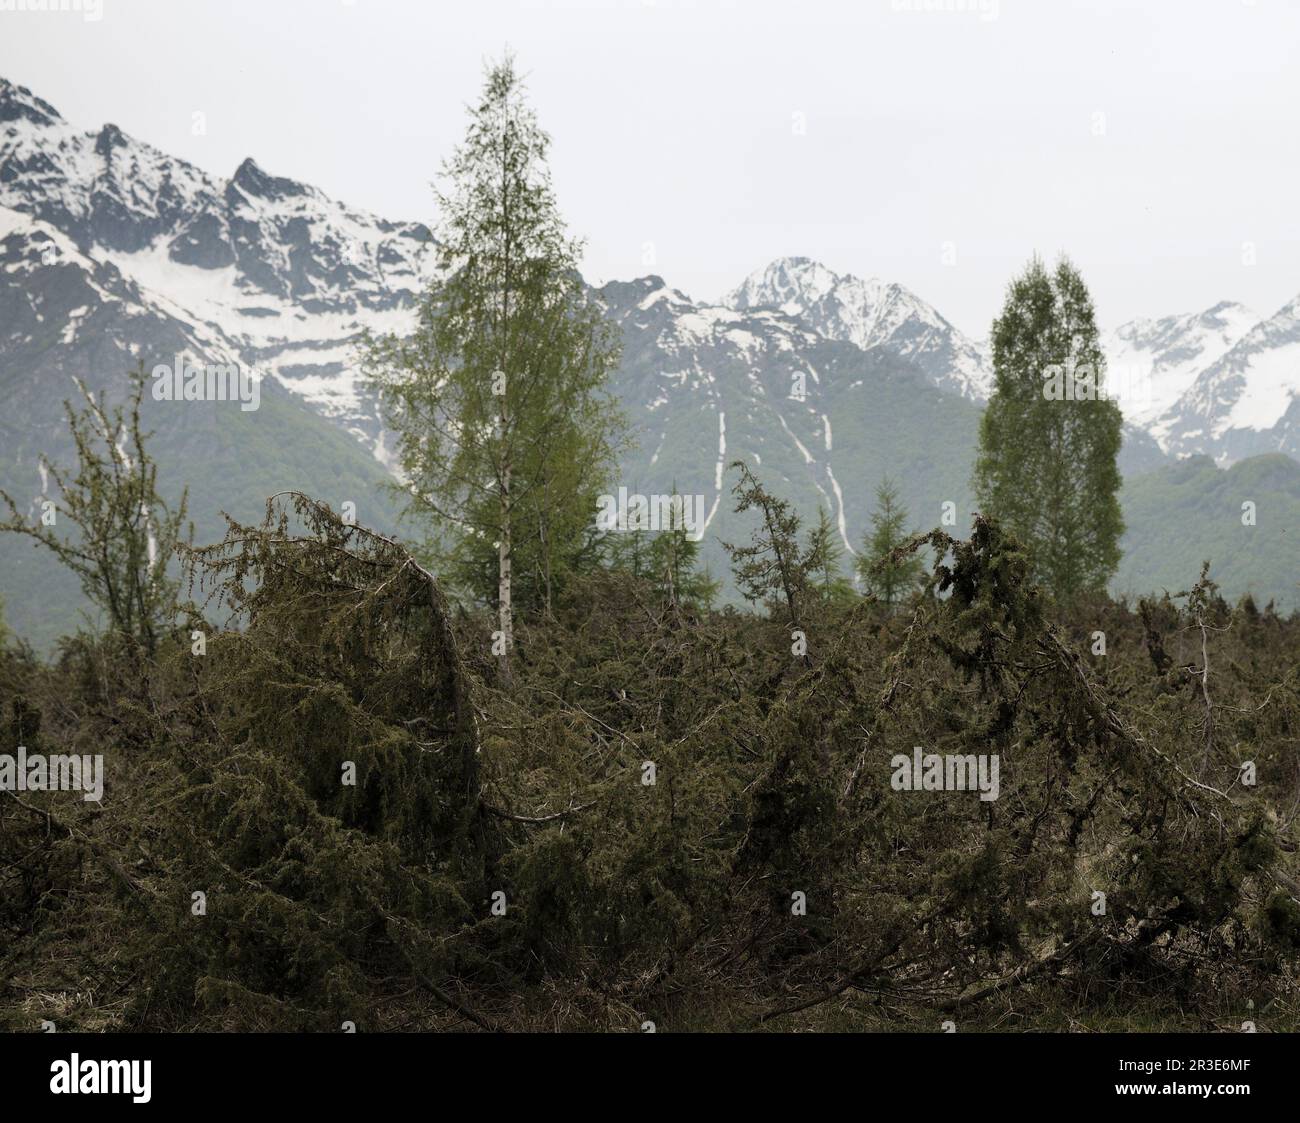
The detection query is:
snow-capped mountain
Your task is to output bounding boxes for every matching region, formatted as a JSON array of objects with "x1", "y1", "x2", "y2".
[
  {"x1": 1103, "y1": 301, "x2": 1257, "y2": 429},
  {"x1": 722, "y1": 256, "x2": 993, "y2": 401},
  {"x1": 0, "y1": 202, "x2": 248, "y2": 411},
  {"x1": 599, "y1": 274, "x2": 983, "y2": 562},
  {"x1": 1154, "y1": 294, "x2": 1300, "y2": 463},
  {"x1": 0, "y1": 197, "x2": 408, "y2": 649},
  {"x1": 0, "y1": 77, "x2": 439, "y2": 455},
  {"x1": 1, "y1": 72, "x2": 1297, "y2": 641}
]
